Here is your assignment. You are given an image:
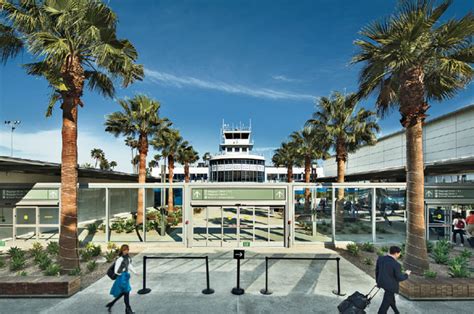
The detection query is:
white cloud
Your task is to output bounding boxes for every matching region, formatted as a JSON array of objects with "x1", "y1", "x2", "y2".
[
  {"x1": 144, "y1": 68, "x2": 315, "y2": 101},
  {"x1": 0, "y1": 129, "x2": 136, "y2": 173},
  {"x1": 272, "y1": 75, "x2": 300, "y2": 83}
]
